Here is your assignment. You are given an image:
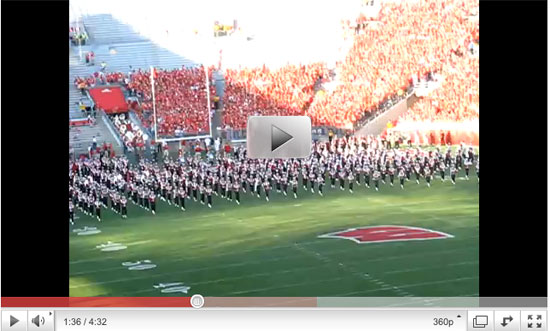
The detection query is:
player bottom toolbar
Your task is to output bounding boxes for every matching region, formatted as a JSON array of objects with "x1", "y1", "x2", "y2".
[{"x1": 1, "y1": 309, "x2": 546, "y2": 331}]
